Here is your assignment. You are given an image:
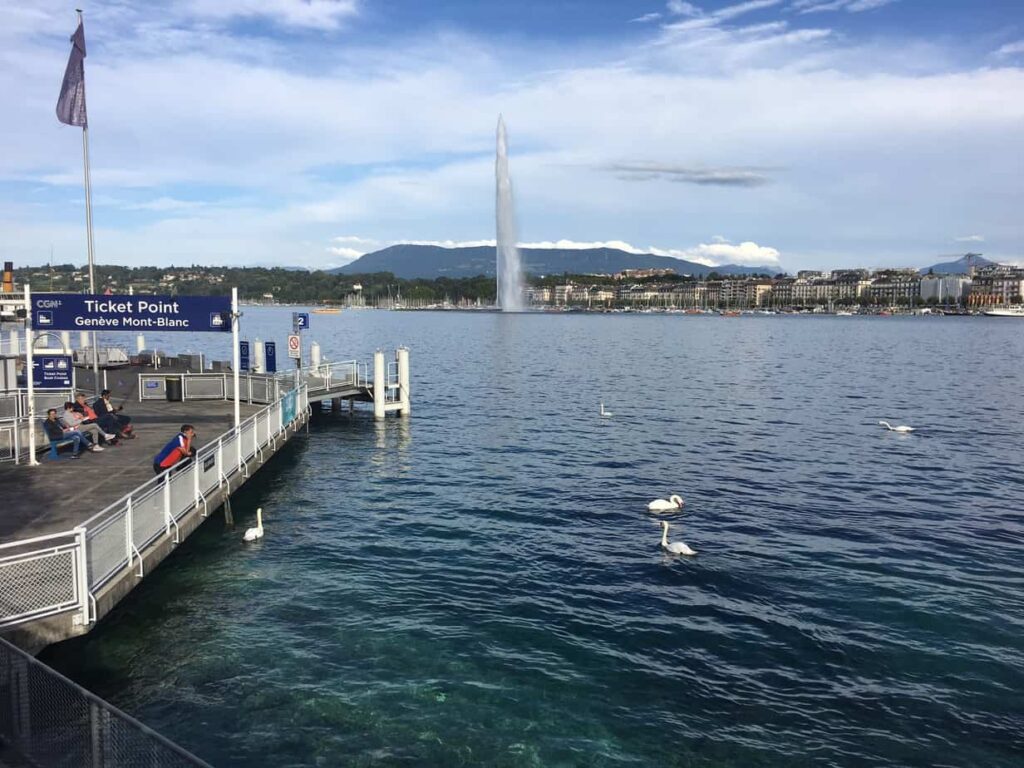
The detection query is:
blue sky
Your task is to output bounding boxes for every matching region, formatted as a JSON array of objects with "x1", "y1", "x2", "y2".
[{"x1": 1, "y1": 0, "x2": 1022, "y2": 272}]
